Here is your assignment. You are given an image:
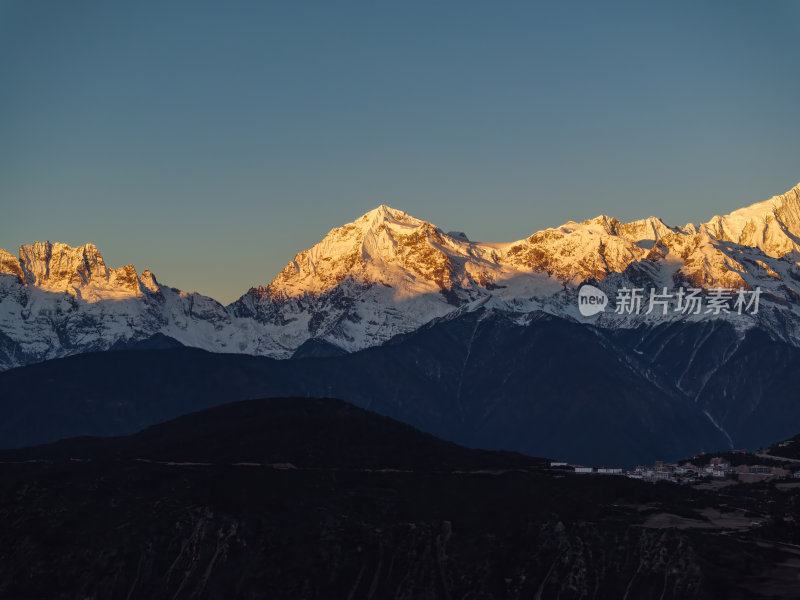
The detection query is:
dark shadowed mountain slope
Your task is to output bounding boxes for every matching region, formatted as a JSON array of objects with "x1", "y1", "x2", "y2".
[
  {"x1": 0, "y1": 397, "x2": 543, "y2": 471},
  {"x1": 608, "y1": 321, "x2": 800, "y2": 452},
  {"x1": 108, "y1": 332, "x2": 185, "y2": 351},
  {"x1": 290, "y1": 337, "x2": 349, "y2": 359},
  {"x1": 0, "y1": 309, "x2": 742, "y2": 466},
  {"x1": 327, "y1": 310, "x2": 732, "y2": 465}
]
